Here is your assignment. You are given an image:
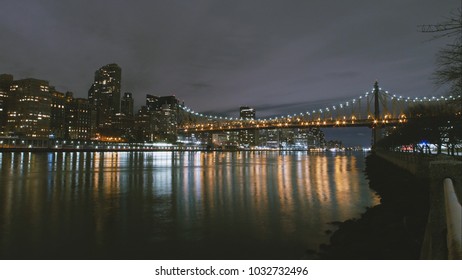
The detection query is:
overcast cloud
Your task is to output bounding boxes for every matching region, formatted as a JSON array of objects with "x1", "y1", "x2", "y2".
[{"x1": 0, "y1": 0, "x2": 459, "y2": 122}]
